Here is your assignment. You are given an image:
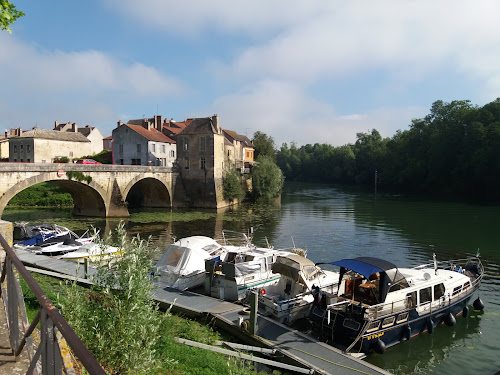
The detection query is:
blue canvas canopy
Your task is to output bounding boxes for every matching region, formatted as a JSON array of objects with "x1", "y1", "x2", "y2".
[{"x1": 323, "y1": 257, "x2": 397, "y2": 279}]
